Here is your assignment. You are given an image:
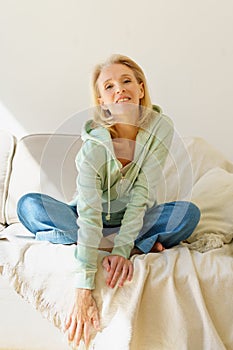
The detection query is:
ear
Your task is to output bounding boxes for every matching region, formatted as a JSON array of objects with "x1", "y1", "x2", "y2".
[
  {"x1": 98, "y1": 97, "x2": 108, "y2": 110},
  {"x1": 98, "y1": 96, "x2": 103, "y2": 105},
  {"x1": 139, "y1": 82, "x2": 145, "y2": 99}
]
